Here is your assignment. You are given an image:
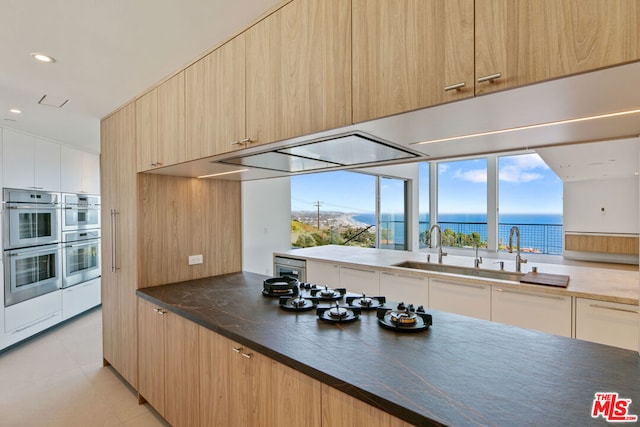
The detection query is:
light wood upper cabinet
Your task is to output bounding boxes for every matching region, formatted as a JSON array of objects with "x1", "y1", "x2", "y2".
[
  {"x1": 245, "y1": 0, "x2": 352, "y2": 146},
  {"x1": 352, "y1": 0, "x2": 474, "y2": 123},
  {"x1": 185, "y1": 35, "x2": 246, "y2": 159},
  {"x1": 136, "y1": 71, "x2": 186, "y2": 171},
  {"x1": 475, "y1": 0, "x2": 640, "y2": 95}
]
